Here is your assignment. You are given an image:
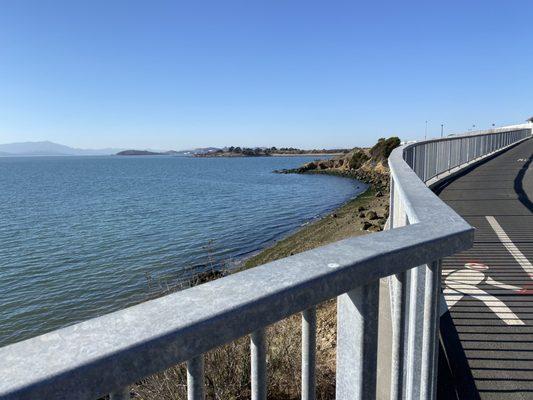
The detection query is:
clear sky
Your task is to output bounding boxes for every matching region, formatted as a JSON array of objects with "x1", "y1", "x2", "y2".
[{"x1": 1, "y1": 1, "x2": 532, "y2": 150}]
